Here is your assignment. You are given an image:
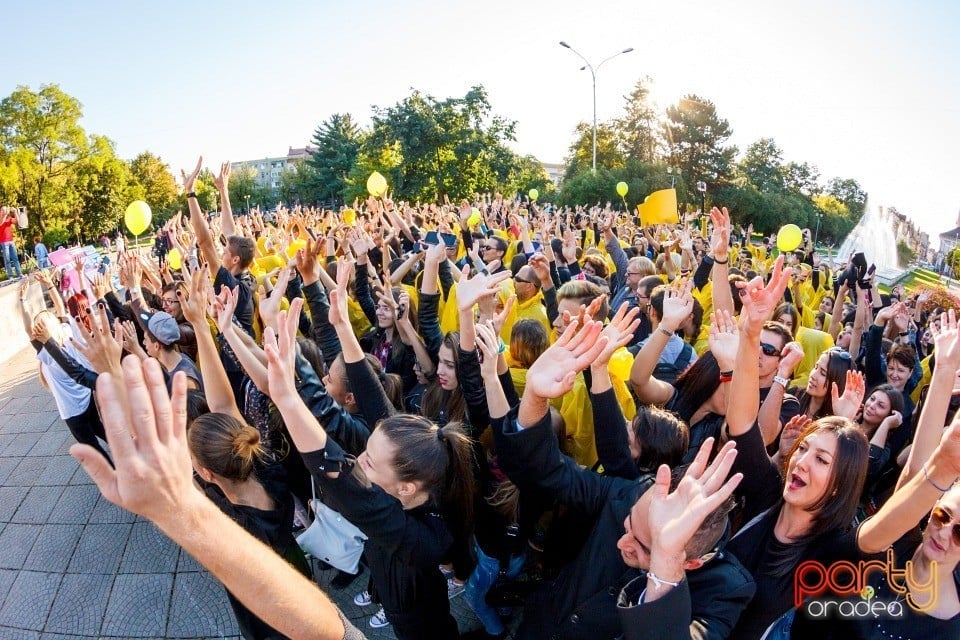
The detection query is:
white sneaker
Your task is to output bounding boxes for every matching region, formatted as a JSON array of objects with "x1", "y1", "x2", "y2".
[
  {"x1": 353, "y1": 590, "x2": 373, "y2": 607},
  {"x1": 447, "y1": 577, "x2": 466, "y2": 599},
  {"x1": 439, "y1": 564, "x2": 455, "y2": 579},
  {"x1": 369, "y1": 606, "x2": 390, "y2": 629}
]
